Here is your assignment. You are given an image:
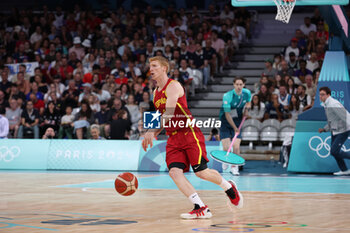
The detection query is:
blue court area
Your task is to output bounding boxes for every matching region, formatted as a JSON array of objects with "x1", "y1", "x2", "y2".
[{"x1": 57, "y1": 172, "x2": 350, "y2": 194}]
